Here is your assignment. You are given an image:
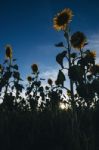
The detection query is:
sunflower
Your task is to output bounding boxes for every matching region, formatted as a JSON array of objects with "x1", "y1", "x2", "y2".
[
  {"x1": 27, "y1": 76, "x2": 32, "y2": 82},
  {"x1": 71, "y1": 31, "x2": 87, "y2": 49},
  {"x1": 87, "y1": 51, "x2": 96, "y2": 58},
  {"x1": 53, "y1": 8, "x2": 73, "y2": 31},
  {"x1": 48, "y1": 78, "x2": 53, "y2": 85},
  {"x1": 13, "y1": 71, "x2": 20, "y2": 80},
  {"x1": 31, "y1": 64, "x2": 38, "y2": 73},
  {"x1": 5, "y1": 45, "x2": 12, "y2": 59}
]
